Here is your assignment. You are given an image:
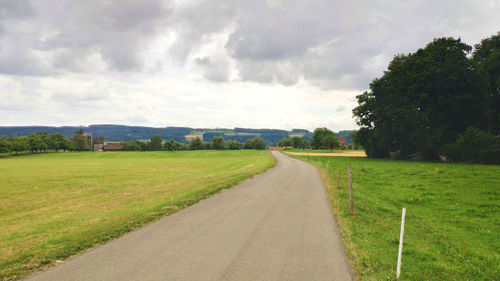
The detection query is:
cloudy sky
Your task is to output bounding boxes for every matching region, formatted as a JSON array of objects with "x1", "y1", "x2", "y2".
[{"x1": 0, "y1": 0, "x2": 499, "y2": 131}]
